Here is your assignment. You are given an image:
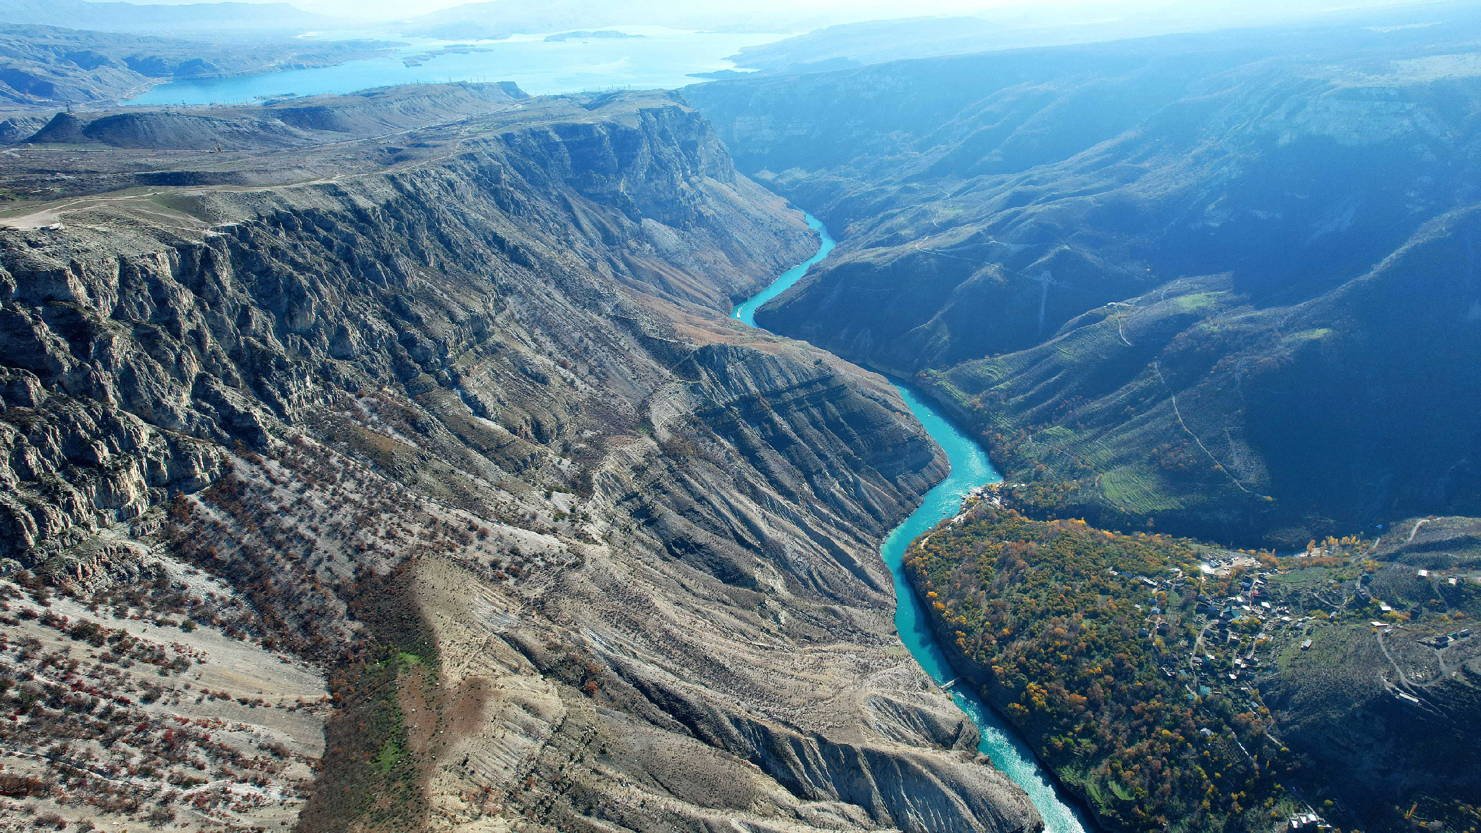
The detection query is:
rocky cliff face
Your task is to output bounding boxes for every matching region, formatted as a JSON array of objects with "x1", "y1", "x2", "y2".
[
  {"x1": 688, "y1": 8, "x2": 1481, "y2": 545},
  {"x1": 0, "y1": 88, "x2": 1038, "y2": 833}
]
